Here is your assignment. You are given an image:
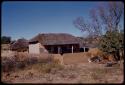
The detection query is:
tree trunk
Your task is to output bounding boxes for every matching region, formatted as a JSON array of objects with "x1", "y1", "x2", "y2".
[{"x1": 113, "y1": 50, "x2": 120, "y2": 61}]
